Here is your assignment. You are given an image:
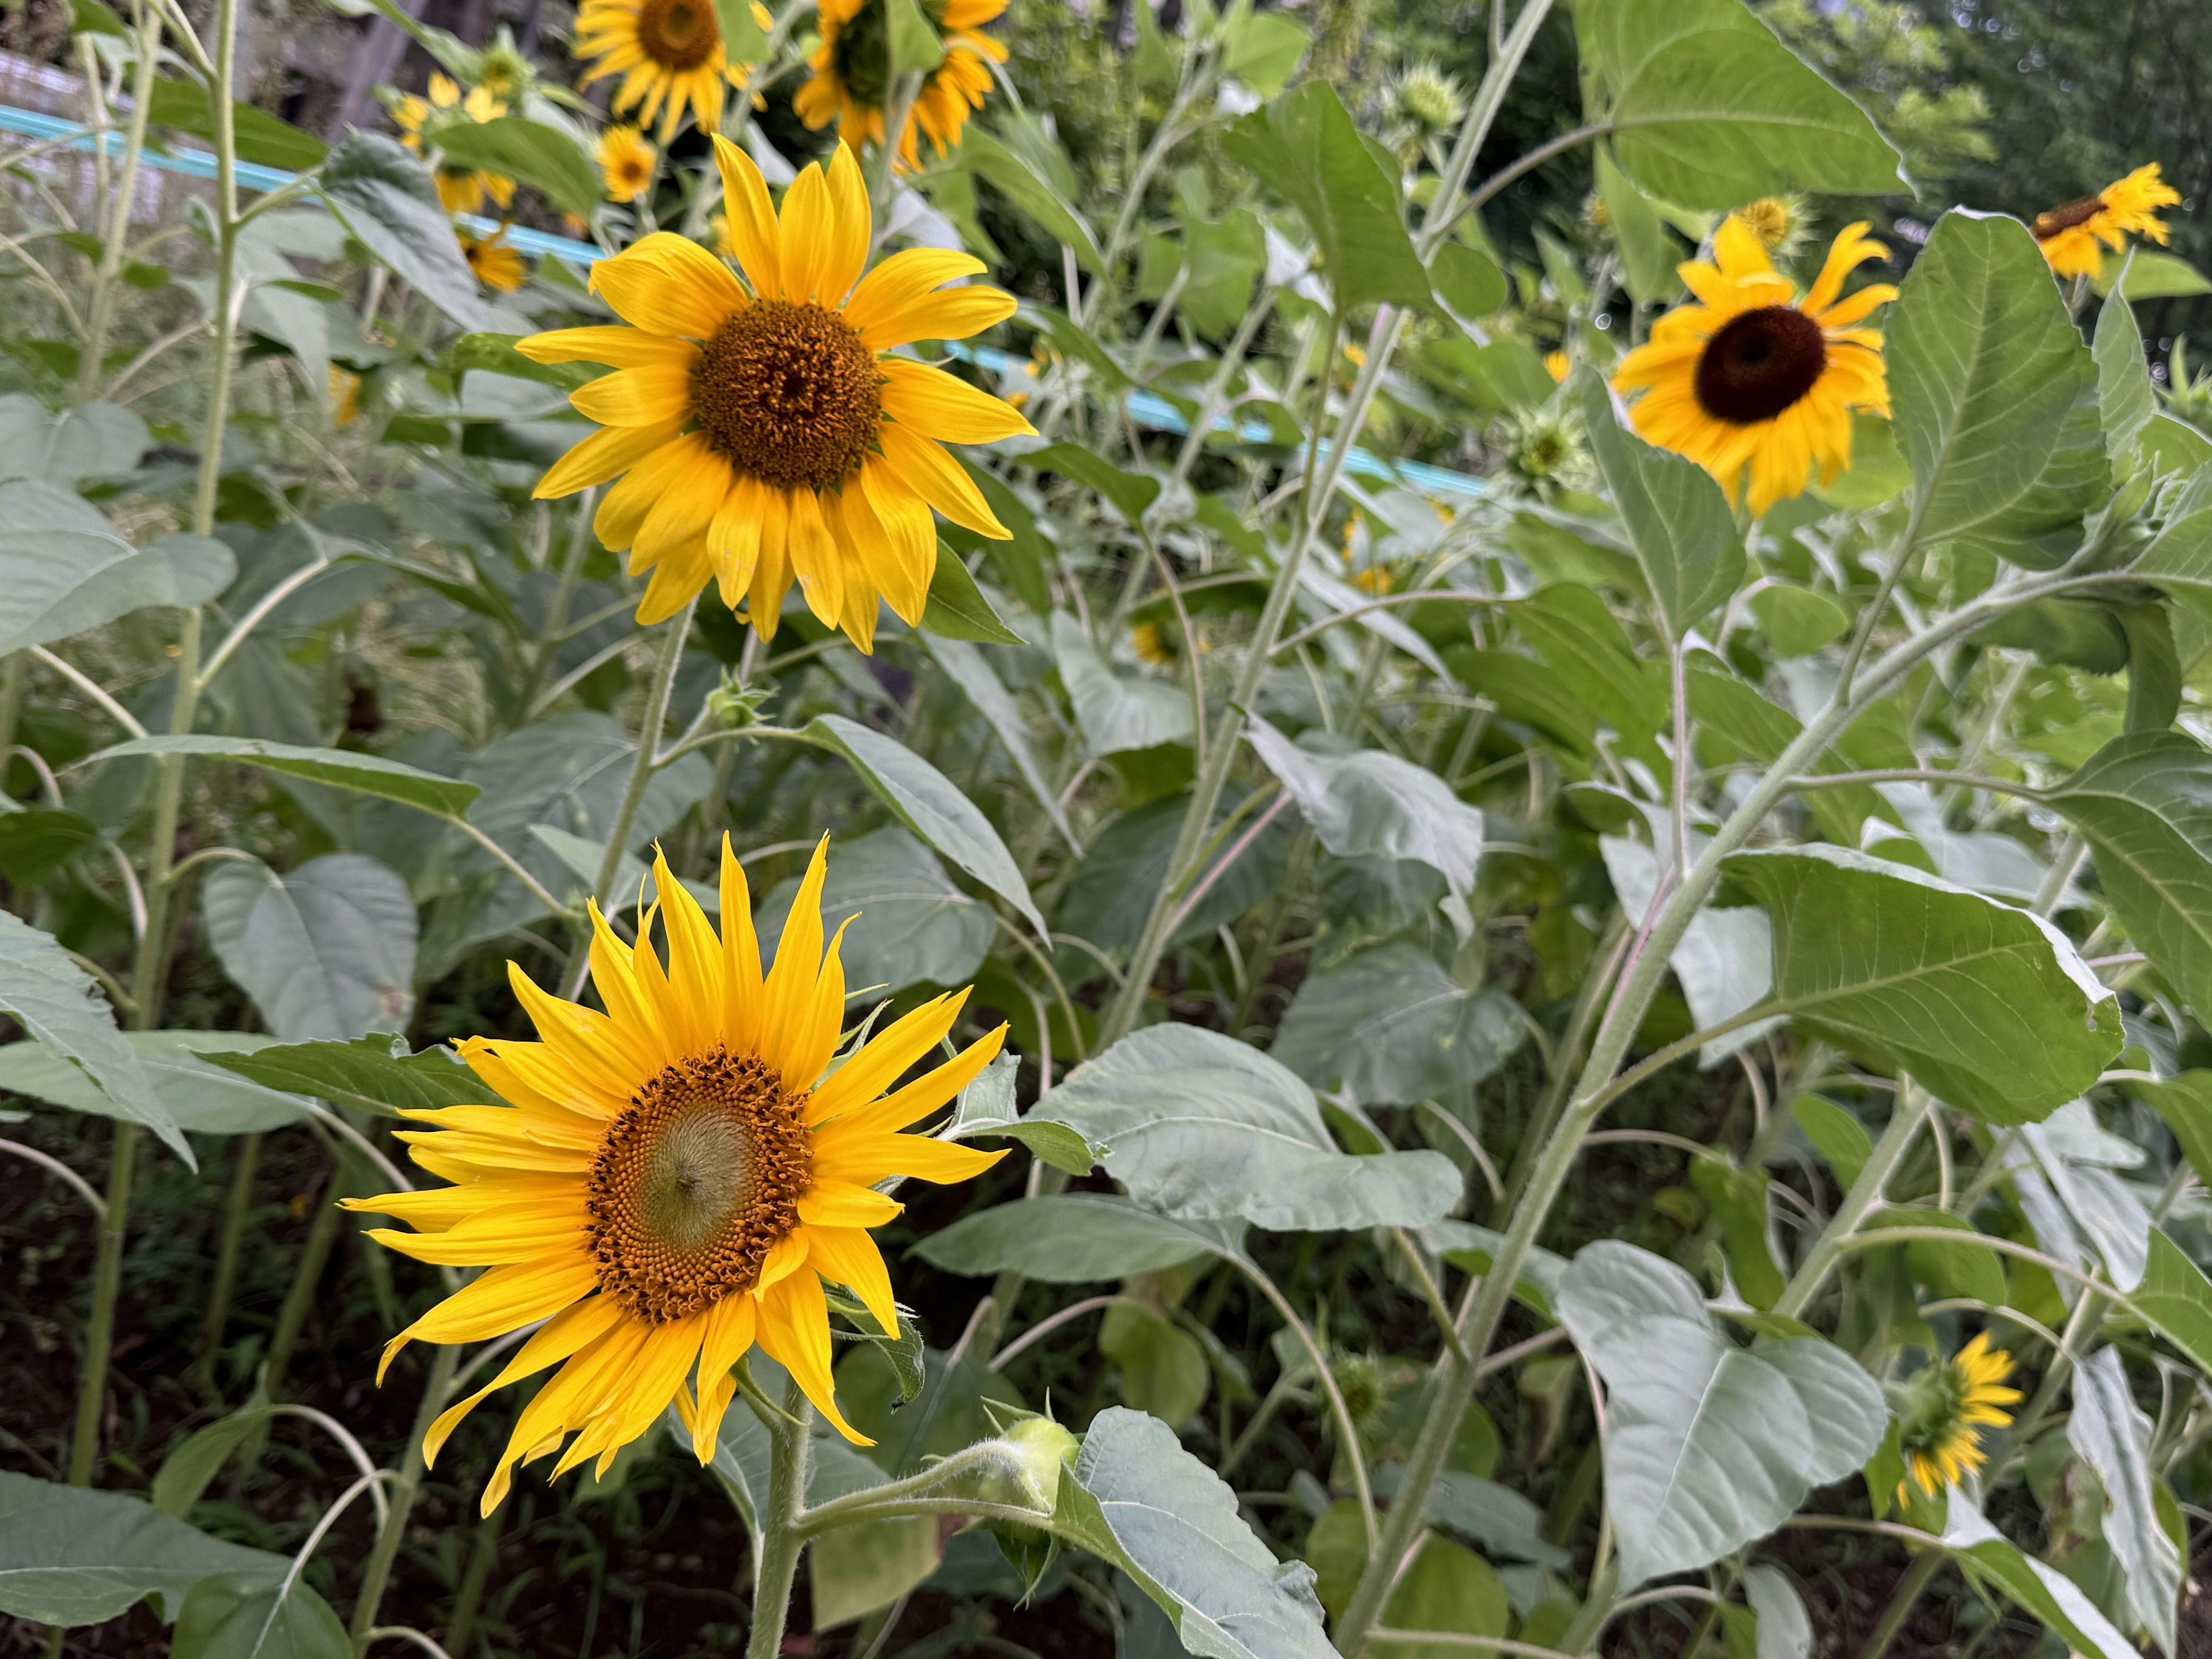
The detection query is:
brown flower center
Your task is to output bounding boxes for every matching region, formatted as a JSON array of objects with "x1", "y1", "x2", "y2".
[
  {"x1": 2033, "y1": 196, "x2": 2106, "y2": 240},
  {"x1": 637, "y1": 0, "x2": 721, "y2": 71},
  {"x1": 585, "y1": 1047, "x2": 810, "y2": 1324},
  {"x1": 692, "y1": 299, "x2": 883, "y2": 492},
  {"x1": 1694, "y1": 304, "x2": 1828, "y2": 425}
]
